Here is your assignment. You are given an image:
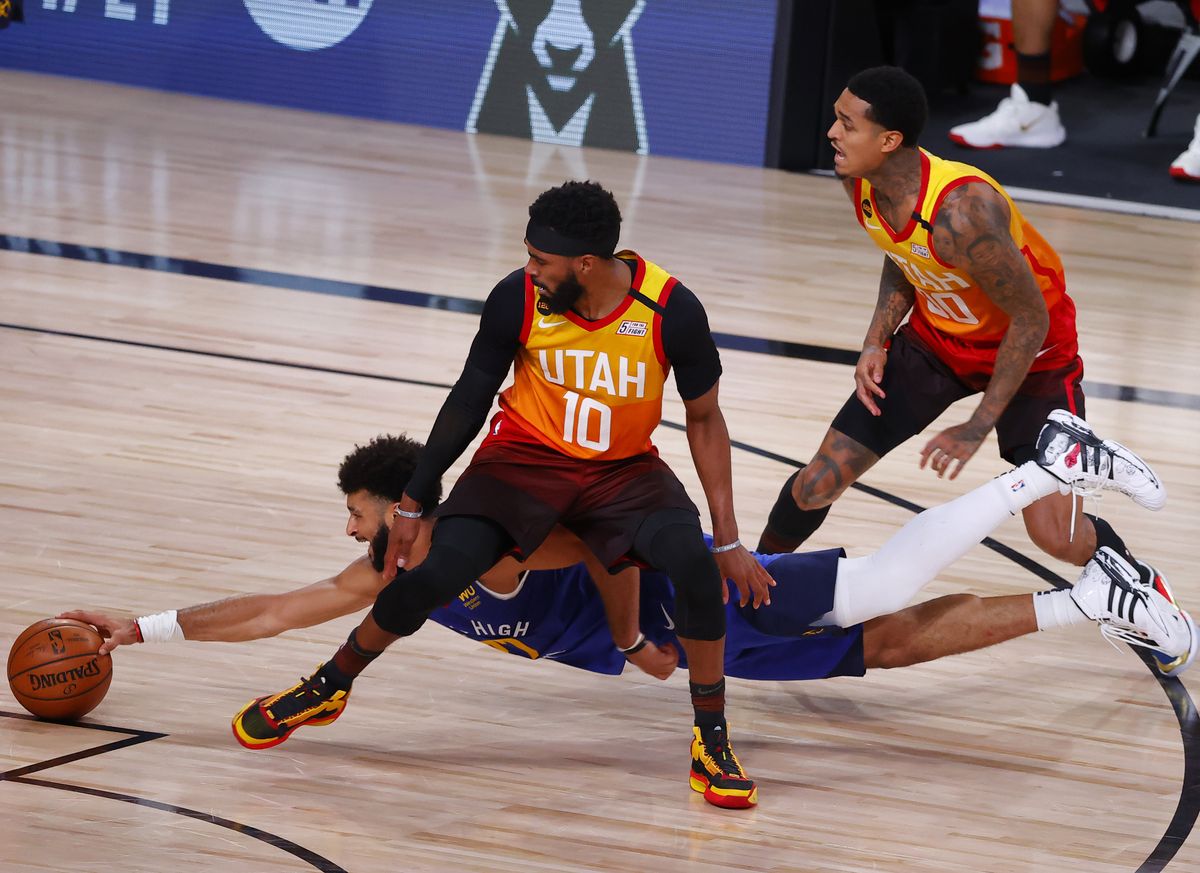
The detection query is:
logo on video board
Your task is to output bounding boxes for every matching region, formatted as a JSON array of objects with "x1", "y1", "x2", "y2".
[
  {"x1": 243, "y1": 0, "x2": 374, "y2": 51},
  {"x1": 468, "y1": 0, "x2": 648, "y2": 154}
]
